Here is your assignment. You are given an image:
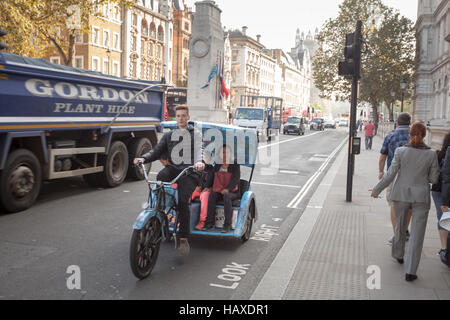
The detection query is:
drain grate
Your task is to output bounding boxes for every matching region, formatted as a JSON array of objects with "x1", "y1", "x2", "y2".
[{"x1": 283, "y1": 208, "x2": 370, "y2": 300}]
